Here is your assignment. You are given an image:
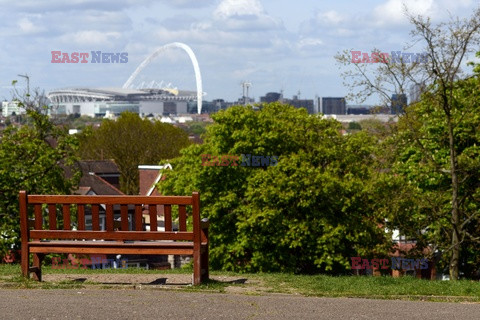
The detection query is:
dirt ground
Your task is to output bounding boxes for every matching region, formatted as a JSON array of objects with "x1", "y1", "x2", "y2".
[{"x1": 41, "y1": 273, "x2": 267, "y2": 294}]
